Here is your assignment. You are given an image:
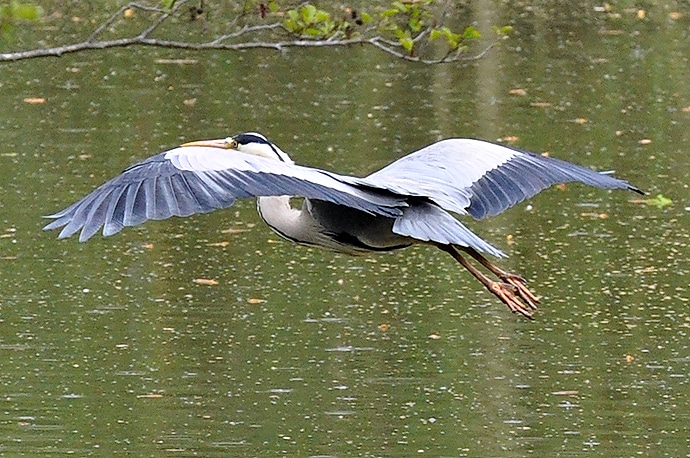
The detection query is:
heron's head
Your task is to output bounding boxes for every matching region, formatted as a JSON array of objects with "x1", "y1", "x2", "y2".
[{"x1": 181, "y1": 132, "x2": 293, "y2": 164}]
